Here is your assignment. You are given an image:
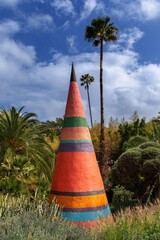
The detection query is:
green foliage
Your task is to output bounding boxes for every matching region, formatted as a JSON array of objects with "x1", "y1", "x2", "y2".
[
  {"x1": 140, "y1": 141, "x2": 160, "y2": 149},
  {"x1": 0, "y1": 176, "x2": 25, "y2": 194},
  {"x1": 111, "y1": 142, "x2": 160, "y2": 201},
  {"x1": 80, "y1": 74, "x2": 94, "y2": 89},
  {"x1": 118, "y1": 114, "x2": 148, "y2": 154},
  {"x1": 0, "y1": 106, "x2": 55, "y2": 196},
  {"x1": 111, "y1": 149, "x2": 142, "y2": 192},
  {"x1": 123, "y1": 135, "x2": 149, "y2": 151},
  {"x1": 111, "y1": 185, "x2": 135, "y2": 213},
  {"x1": 85, "y1": 16, "x2": 118, "y2": 45},
  {"x1": 112, "y1": 185, "x2": 134, "y2": 203},
  {"x1": 106, "y1": 123, "x2": 121, "y2": 161},
  {"x1": 80, "y1": 74, "x2": 94, "y2": 127},
  {"x1": 141, "y1": 147, "x2": 160, "y2": 160},
  {"x1": 40, "y1": 118, "x2": 63, "y2": 141},
  {"x1": 140, "y1": 159, "x2": 160, "y2": 202}
]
